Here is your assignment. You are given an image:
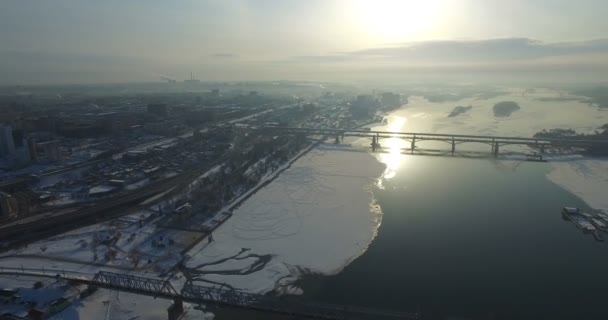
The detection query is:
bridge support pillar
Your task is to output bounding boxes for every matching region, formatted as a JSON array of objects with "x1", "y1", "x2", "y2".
[
  {"x1": 540, "y1": 144, "x2": 545, "y2": 154},
  {"x1": 167, "y1": 299, "x2": 184, "y2": 320},
  {"x1": 493, "y1": 142, "x2": 499, "y2": 158},
  {"x1": 371, "y1": 136, "x2": 378, "y2": 151},
  {"x1": 334, "y1": 134, "x2": 340, "y2": 144},
  {"x1": 451, "y1": 137, "x2": 456, "y2": 156},
  {"x1": 411, "y1": 136, "x2": 416, "y2": 154}
]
